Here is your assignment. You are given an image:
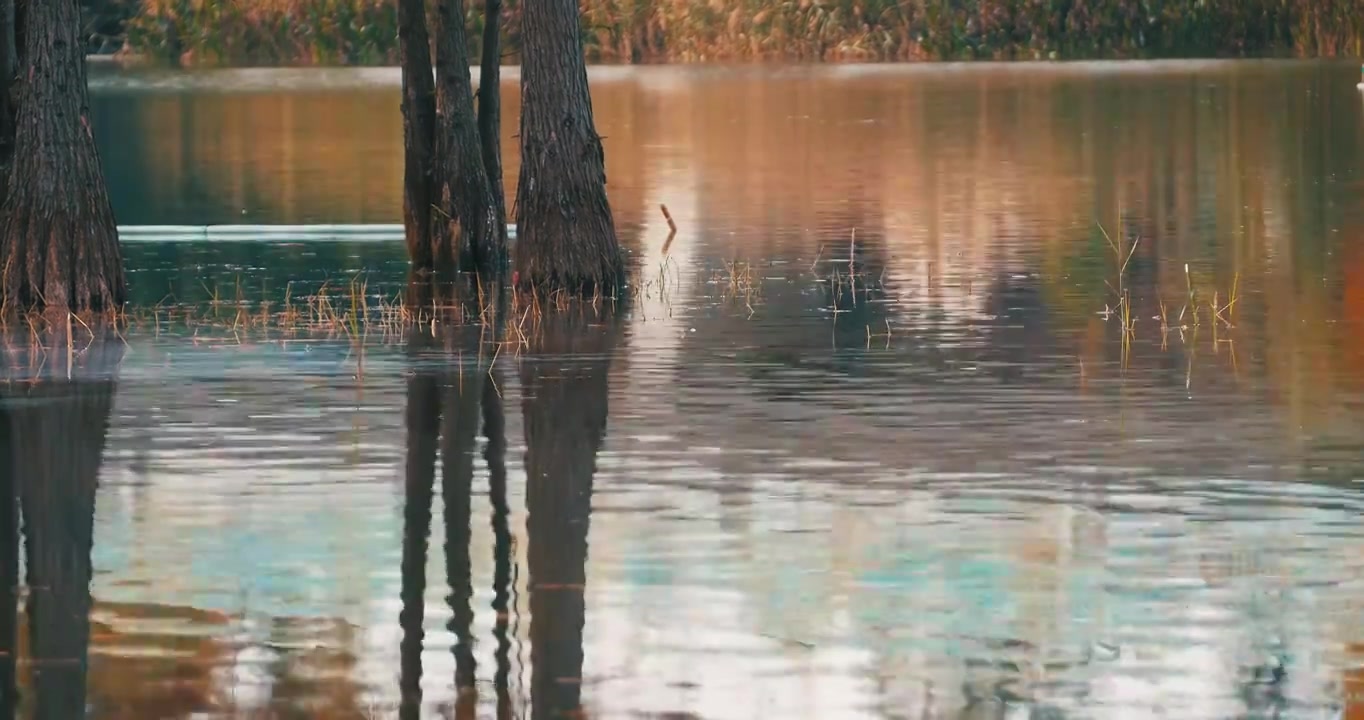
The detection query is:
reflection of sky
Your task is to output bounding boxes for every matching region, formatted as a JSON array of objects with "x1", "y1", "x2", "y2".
[{"x1": 92, "y1": 487, "x2": 404, "y2": 619}]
